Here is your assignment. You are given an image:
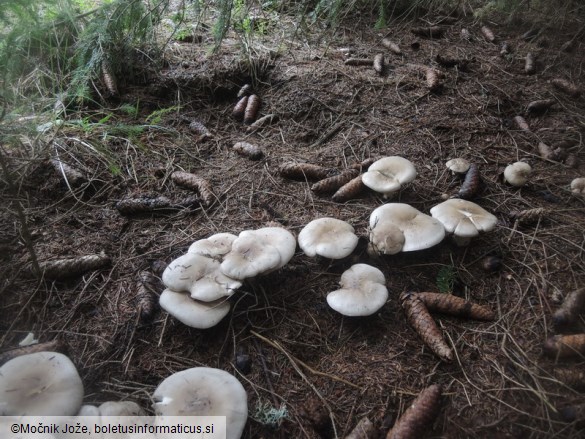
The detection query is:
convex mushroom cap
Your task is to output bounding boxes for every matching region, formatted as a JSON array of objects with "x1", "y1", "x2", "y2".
[
  {"x1": 79, "y1": 401, "x2": 145, "y2": 416},
  {"x1": 188, "y1": 233, "x2": 237, "y2": 259},
  {"x1": 362, "y1": 156, "x2": 417, "y2": 197},
  {"x1": 369, "y1": 204, "x2": 445, "y2": 255},
  {"x1": 446, "y1": 158, "x2": 470, "y2": 174},
  {"x1": 153, "y1": 367, "x2": 247, "y2": 439},
  {"x1": 570, "y1": 177, "x2": 585, "y2": 194},
  {"x1": 504, "y1": 162, "x2": 532, "y2": 187},
  {"x1": 327, "y1": 264, "x2": 388, "y2": 316},
  {"x1": 298, "y1": 218, "x2": 358, "y2": 259},
  {"x1": 163, "y1": 253, "x2": 242, "y2": 302},
  {"x1": 430, "y1": 199, "x2": 497, "y2": 246},
  {"x1": 159, "y1": 288, "x2": 231, "y2": 329},
  {"x1": 220, "y1": 227, "x2": 296, "y2": 280},
  {"x1": 0, "y1": 351, "x2": 83, "y2": 416}
]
